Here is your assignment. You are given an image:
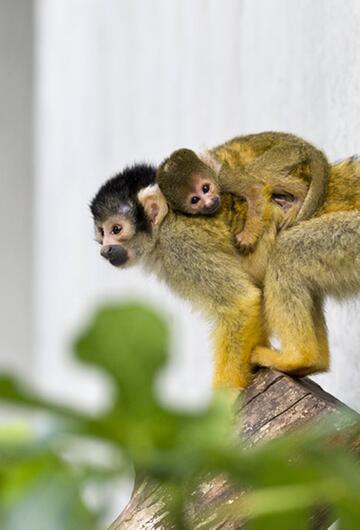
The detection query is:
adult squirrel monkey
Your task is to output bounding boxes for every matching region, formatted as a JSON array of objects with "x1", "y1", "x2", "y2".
[
  {"x1": 91, "y1": 150, "x2": 360, "y2": 390},
  {"x1": 157, "y1": 132, "x2": 329, "y2": 252},
  {"x1": 91, "y1": 165, "x2": 267, "y2": 390}
]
